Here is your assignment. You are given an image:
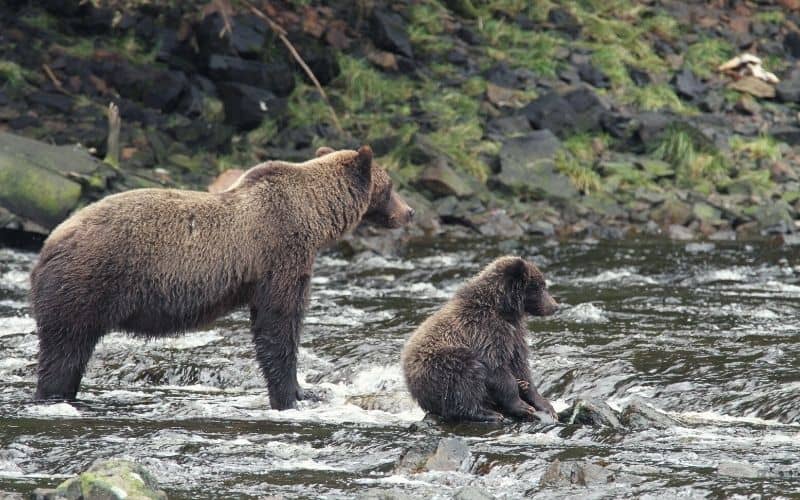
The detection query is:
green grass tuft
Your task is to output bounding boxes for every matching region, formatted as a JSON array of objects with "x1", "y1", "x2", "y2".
[
  {"x1": 730, "y1": 135, "x2": 781, "y2": 161},
  {"x1": 0, "y1": 61, "x2": 27, "y2": 89},
  {"x1": 624, "y1": 84, "x2": 693, "y2": 114},
  {"x1": 651, "y1": 125, "x2": 728, "y2": 187},
  {"x1": 755, "y1": 10, "x2": 785, "y2": 25},
  {"x1": 555, "y1": 150, "x2": 602, "y2": 194},
  {"x1": 685, "y1": 39, "x2": 733, "y2": 79}
]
